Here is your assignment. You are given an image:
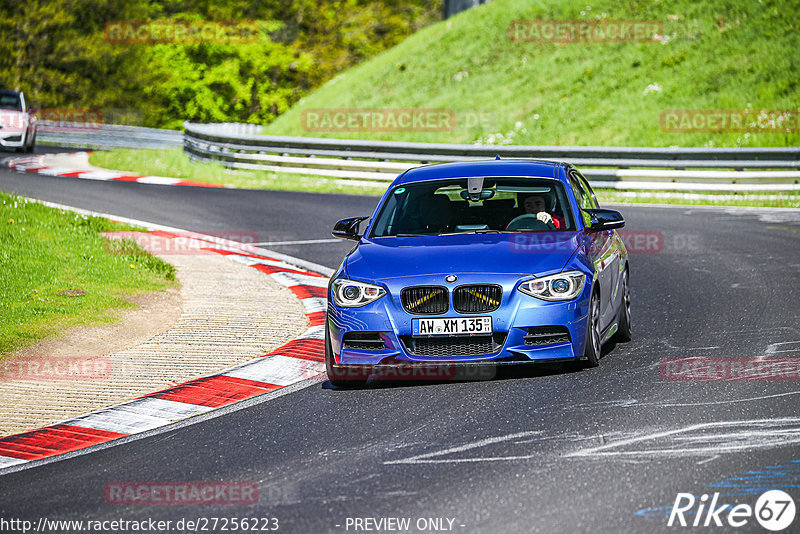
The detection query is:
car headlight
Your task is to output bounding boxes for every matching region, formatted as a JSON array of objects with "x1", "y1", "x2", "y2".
[
  {"x1": 518, "y1": 271, "x2": 586, "y2": 301},
  {"x1": 331, "y1": 278, "x2": 386, "y2": 307}
]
